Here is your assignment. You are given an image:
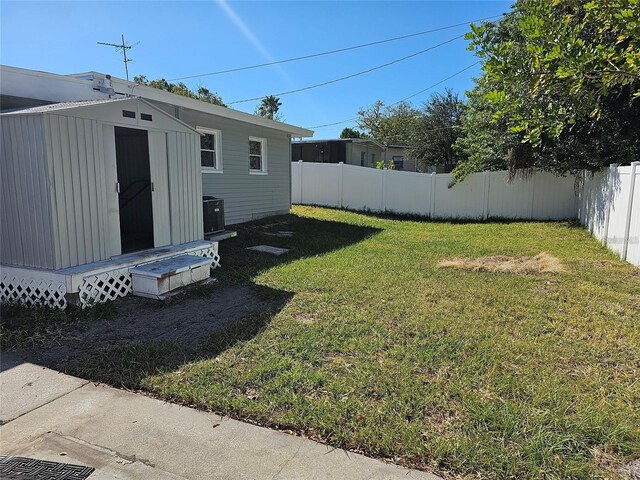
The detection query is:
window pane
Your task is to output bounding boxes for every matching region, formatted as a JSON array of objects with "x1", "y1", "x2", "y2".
[
  {"x1": 201, "y1": 150, "x2": 216, "y2": 168},
  {"x1": 249, "y1": 140, "x2": 262, "y2": 155},
  {"x1": 201, "y1": 133, "x2": 215, "y2": 151},
  {"x1": 250, "y1": 155, "x2": 262, "y2": 170}
]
